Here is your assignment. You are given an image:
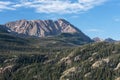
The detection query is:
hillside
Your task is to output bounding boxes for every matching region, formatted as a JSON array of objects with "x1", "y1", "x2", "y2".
[
  {"x1": 0, "y1": 29, "x2": 92, "y2": 55},
  {"x1": 0, "y1": 42, "x2": 120, "y2": 80},
  {"x1": 0, "y1": 19, "x2": 119, "y2": 80}
]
